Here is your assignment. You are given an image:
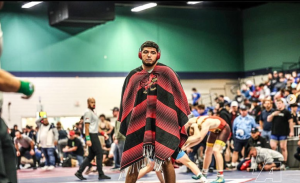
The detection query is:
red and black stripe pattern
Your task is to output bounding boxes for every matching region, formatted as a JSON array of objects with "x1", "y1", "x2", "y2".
[{"x1": 118, "y1": 63, "x2": 190, "y2": 171}]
